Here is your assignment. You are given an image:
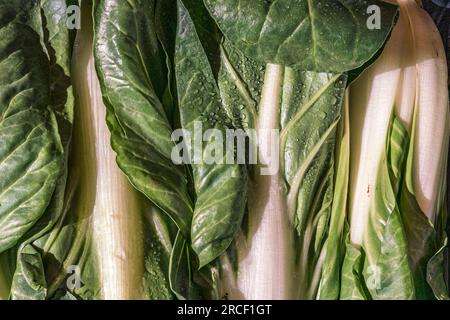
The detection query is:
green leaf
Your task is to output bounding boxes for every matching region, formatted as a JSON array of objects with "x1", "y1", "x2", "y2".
[
  {"x1": 317, "y1": 90, "x2": 350, "y2": 299},
  {"x1": 94, "y1": 0, "x2": 193, "y2": 238},
  {"x1": 10, "y1": 245, "x2": 47, "y2": 300},
  {"x1": 340, "y1": 232, "x2": 369, "y2": 300},
  {"x1": 169, "y1": 231, "x2": 200, "y2": 300},
  {"x1": 341, "y1": 116, "x2": 415, "y2": 300},
  {"x1": 426, "y1": 242, "x2": 449, "y2": 300},
  {"x1": 175, "y1": 0, "x2": 247, "y2": 268},
  {"x1": 397, "y1": 115, "x2": 449, "y2": 300},
  {"x1": 204, "y1": 0, "x2": 398, "y2": 72},
  {"x1": 41, "y1": 0, "x2": 76, "y2": 142},
  {"x1": 6, "y1": 0, "x2": 77, "y2": 300},
  {"x1": 142, "y1": 204, "x2": 176, "y2": 300},
  {"x1": 37, "y1": 1, "x2": 177, "y2": 300},
  {"x1": 279, "y1": 69, "x2": 347, "y2": 299},
  {"x1": 0, "y1": 0, "x2": 64, "y2": 253},
  {"x1": 218, "y1": 40, "x2": 262, "y2": 132}
]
